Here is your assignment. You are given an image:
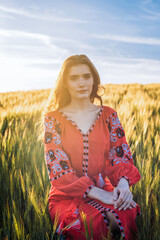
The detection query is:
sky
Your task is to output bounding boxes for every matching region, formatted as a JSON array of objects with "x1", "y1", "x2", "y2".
[{"x1": 0, "y1": 0, "x2": 160, "y2": 93}]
